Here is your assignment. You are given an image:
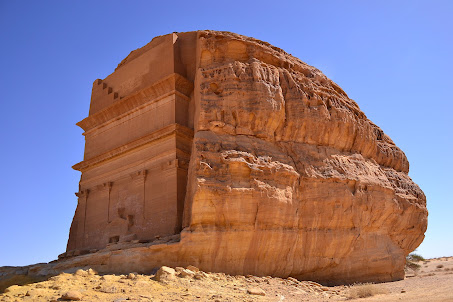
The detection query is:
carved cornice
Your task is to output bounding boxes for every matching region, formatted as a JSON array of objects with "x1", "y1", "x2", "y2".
[
  {"x1": 75, "y1": 189, "x2": 90, "y2": 198},
  {"x1": 77, "y1": 73, "x2": 193, "y2": 132},
  {"x1": 72, "y1": 123, "x2": 194, "y2": 172}
]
